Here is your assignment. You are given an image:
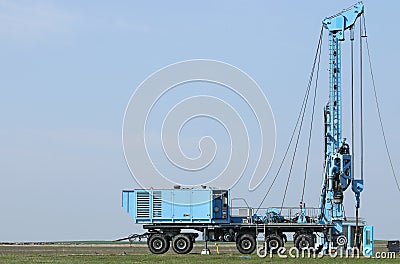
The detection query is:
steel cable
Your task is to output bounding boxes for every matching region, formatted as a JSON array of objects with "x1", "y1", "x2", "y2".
[
  {"x1": 254, "y1": 26, "x2": 324, "y2": 213},
  {"x1": 362, "y1": 14, "x2": 400, "y2": 193}
]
